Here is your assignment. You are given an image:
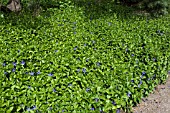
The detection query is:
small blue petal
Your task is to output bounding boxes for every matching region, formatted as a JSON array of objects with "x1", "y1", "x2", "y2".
[
  {"x1": 96, "y1": 62, "x2": 101, "y2": 66},
  {"x1": 138, "y1": 84, "x2": 141, "y2": 88},
  {"x1": 55, "y1": 50, "x2": 58, "y2": 52},
  {"x1": 127, "y1": 92, "x2": 131, "y2": 97},
  {"x1": 77, "y1": 68, "x2": 80, "y2": 72},
  {"x1": 4, "y1": 72, "x2": 8, "y2": 75},
  {"x1": 95, "y1": 98, "x2": 99, "y2": 102},
  {"x1": 30, "y1": 72, "x2": 34, "y2": 76},
  {"x1": 116, "y1": 108, "x2": 120, "y2": 113},
  {"x1": 100, "y1": 110, "x2": 103, "y2": 113},
  {"x1": 3, "y1": 62, "x2": 6, "y2": 67},
  {"x1": 48, "y1": 107, "x2": 52, "y2": 111},
  {"x1": 21, "y1": 60, "x2": 25, "y2": 65},
  {"x1": 13, "y1": 62, "x2": 17, "y2": 66},
  {"x1": 92, "y1": 40, "x2": 95, "y2": 44},
  {"x1": 86, "y1": 88, "x2": 90, "y2": 92},
  {"x1": 27, "y1": 107, "x2": 31, "y2": 111},
  {"x1": 37, "y1": 70, "x2": 41, "y2": 75},
  {"x1": 91, "y1": 108, "x2": 95, "y2": 110},
  {"x1": 48, "y1": 73, "x2": 53, "y2": 76},
  {"x1": 112, "y1": 101, "x2": 116, "y2": 105},
  {"x1": 74, "y1": 46, "x2": 78, "y2": 51},
  {"x1": 53, "y1": 88, "x2": 56, "y2": 92},
  {"x1": 31, "y1": 105, "x2": 36, "y2": 110},
  {"x1": 142, "y1": 72, "x2": 146, "y2": 75},
  {"x1": 140, "y1": 80, "x2": 142, "y2": 85},
  {"x1": 12, "y1": 68, "x2": 16, "y2": 72},
  {"x1": 68, "y1": 84, "x2": 72, "y2": 87},
  {"x1": 82, "y1": 68, "x2": 86, "y2": 74},
  {"x1": 153, "y1": 58, "x2": 156, "y2": 61}
]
